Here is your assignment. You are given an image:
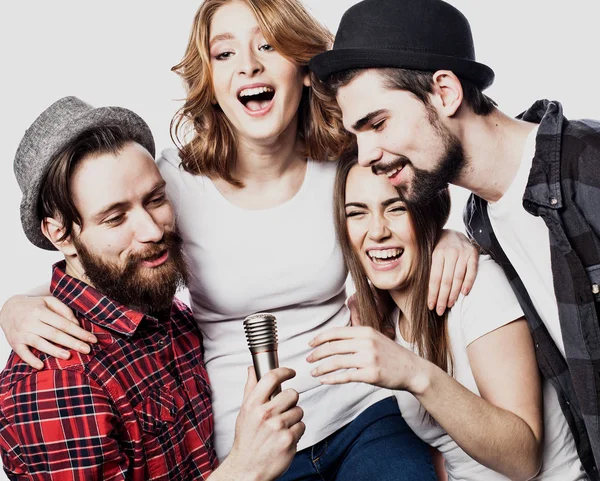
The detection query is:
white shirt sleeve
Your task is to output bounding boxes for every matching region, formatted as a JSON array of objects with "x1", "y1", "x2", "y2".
[
  {"x1": 156, "y1": 148, "x2": 184, "y2": 220},
  {"x1": 455, "y1": 255, "x2": 525, "y2": 346}
]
